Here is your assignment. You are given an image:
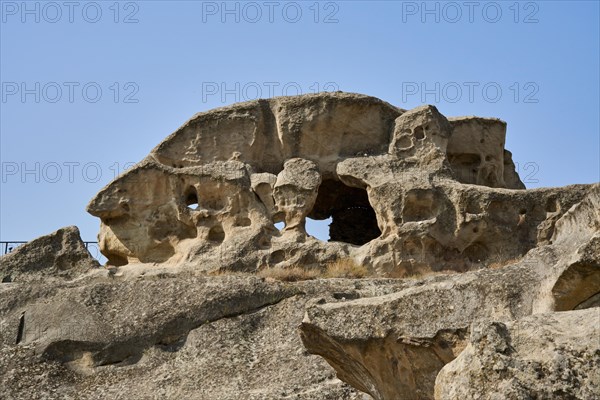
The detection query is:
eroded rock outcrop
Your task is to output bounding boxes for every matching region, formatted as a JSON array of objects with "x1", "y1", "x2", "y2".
[
  {"x1": 1, "y1": 92, "x2": 598, "y2": 400},
  {"x1": 435, "y1": 309, "x2": 600, "y2": 400},
  {"x1": 0, "y1": 226, "x2": 98, "y2": 283},
  {"x1": 86, "y1": 92, "x2": 591, "y2": 278},
  {"x1": 300, "y1": 185, "x2": 600, "y2": 400}
]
